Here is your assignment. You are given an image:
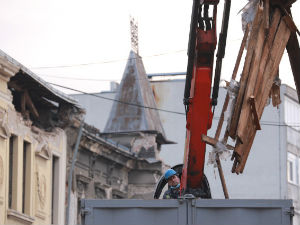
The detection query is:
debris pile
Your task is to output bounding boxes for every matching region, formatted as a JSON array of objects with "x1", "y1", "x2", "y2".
[{"x1": 204, "y1": 0, "x2": 300, "y2": 176}]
